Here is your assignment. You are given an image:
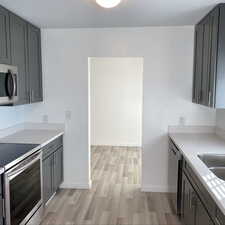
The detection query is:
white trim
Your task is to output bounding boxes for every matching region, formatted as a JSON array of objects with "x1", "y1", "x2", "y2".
[
  {"x1": 60, "y1": 181, "x2": 92, "y2": 189},
  {"x1": 141, "y1": 185, "x2": 170, "y2": 193}
]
